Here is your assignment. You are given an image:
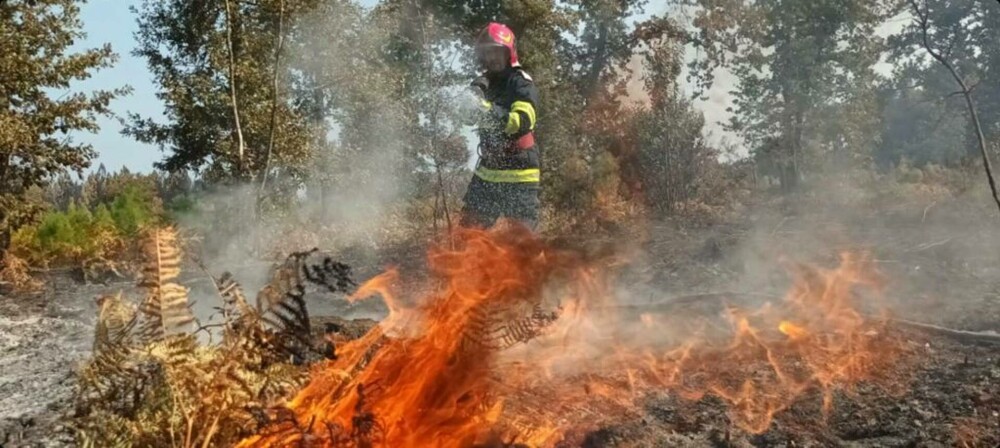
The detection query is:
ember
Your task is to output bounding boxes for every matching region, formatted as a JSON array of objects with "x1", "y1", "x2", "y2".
[{"x1": 241, "y1": 226, "x2": 907, "y2": 447}]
